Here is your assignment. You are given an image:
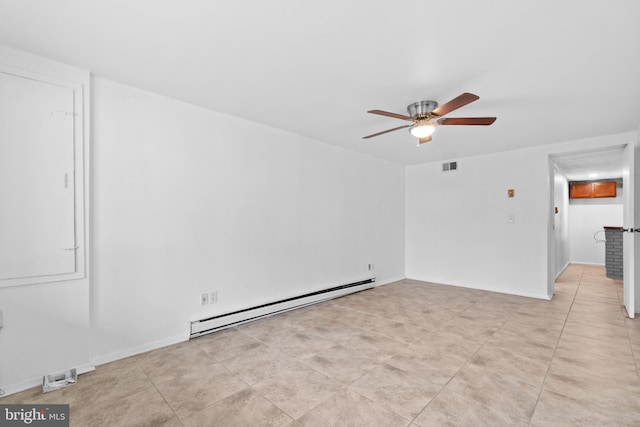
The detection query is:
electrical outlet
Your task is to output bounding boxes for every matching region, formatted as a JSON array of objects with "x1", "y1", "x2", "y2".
[
  {"x1": 200, "y1": 293, "x2": 209, "y2": 306},
  {"x1": 210, "y1": 290, "x2": 218, "y2": 304}
]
